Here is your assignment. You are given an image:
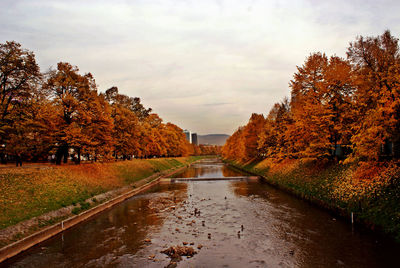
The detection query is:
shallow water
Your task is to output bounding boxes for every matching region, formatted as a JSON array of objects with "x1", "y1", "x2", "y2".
[{"x1": 3, "y1": 158, "x2": 400, "y2": 267}]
